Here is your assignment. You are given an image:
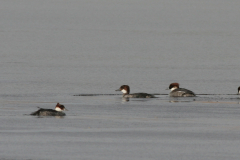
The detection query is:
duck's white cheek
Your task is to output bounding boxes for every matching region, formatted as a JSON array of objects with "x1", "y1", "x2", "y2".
[
  {"x1": 122, "y1": 89, "x2": 127, "y2": 94},
  {"x1": 170, "y1": 88, "x2": 177, "y2": 91}
]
